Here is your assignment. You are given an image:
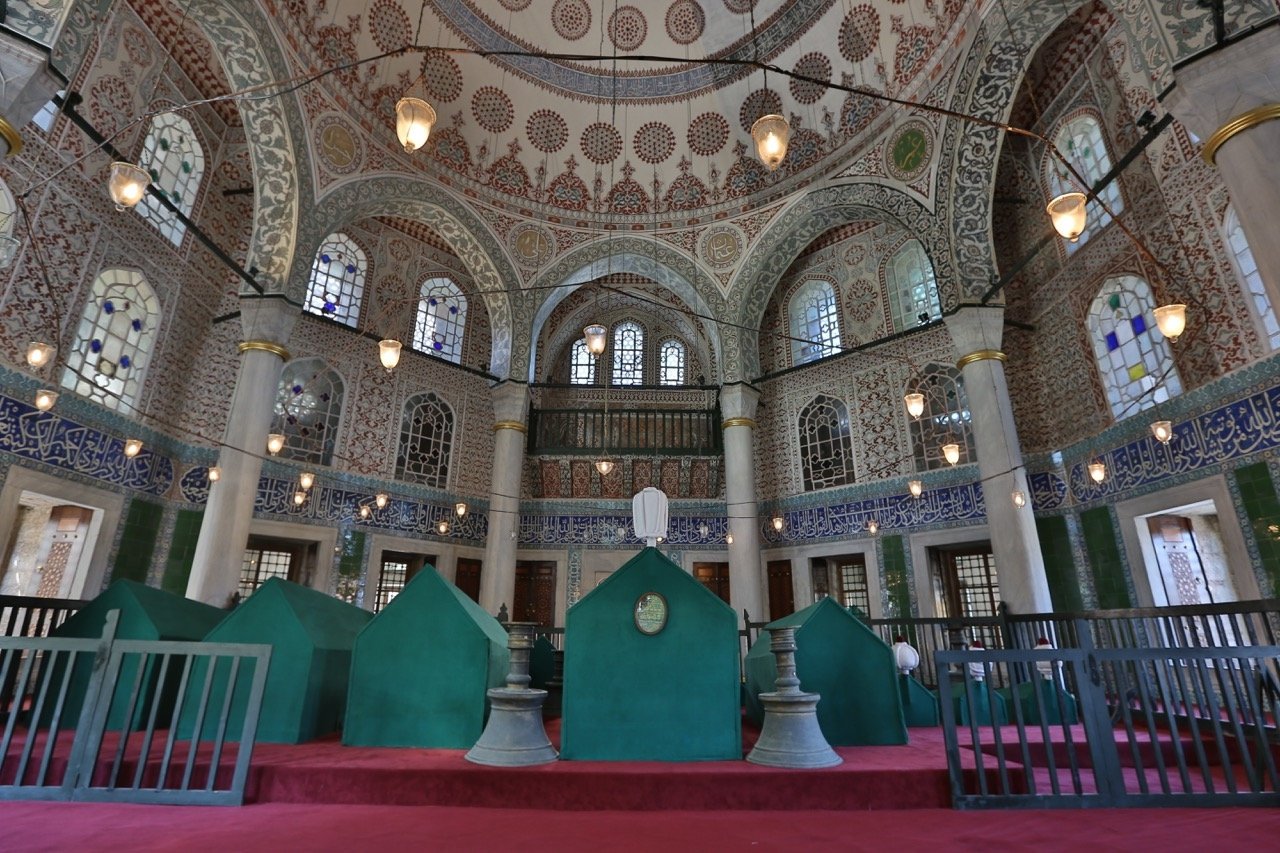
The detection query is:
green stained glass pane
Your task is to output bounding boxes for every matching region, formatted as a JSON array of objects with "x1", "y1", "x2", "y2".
[
  {"x1": 1127, "y1": 363, "x2": 1147, "y2": 382},
  {"x1": 1109, "y1": 293, "x2": 1121, "y2": 310},
  {"x1": 181, "y1": 161, "x2": 192, "y2": 174},
  {"x1": 158, "y1": 138, "x2": 170, "y2": 151}
]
